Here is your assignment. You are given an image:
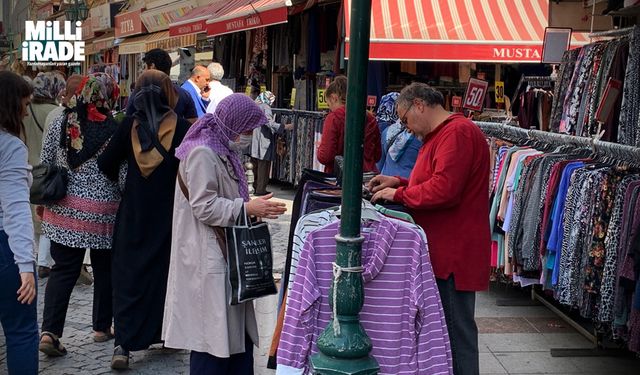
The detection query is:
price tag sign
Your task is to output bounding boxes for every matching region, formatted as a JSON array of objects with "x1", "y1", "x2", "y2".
[
  {"x1": 367, "y1": 95, "x2": 377, "y2": 107},
  {"x1": 452, "y1": 96, "x2": 462, "y2": 108},
  {"x1": 317, "y1": 89, "x2": 329, "y2": 110},
  {"x1": 260, "y1": 85, "x2": 267, "y2": 93},
  {"x1": 245, "y1": 86, "x2": 252, "y2": 96},
  {"x1": 463, "y1": 78, "x2": 489, "y2": 112},
  {"x1": 290, "y1": 88, "x2": 297, "y2": 107},
  {"x1": 495, "y1": 81, "x2": 505, "y2": 104}
]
